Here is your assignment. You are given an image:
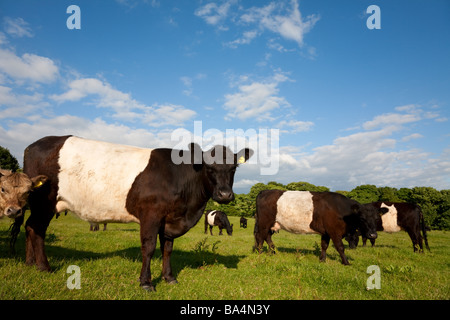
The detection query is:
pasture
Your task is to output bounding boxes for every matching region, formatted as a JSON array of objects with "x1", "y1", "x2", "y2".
[{"x1": 0, "y1": 213, "x2": 448, "y2": 300}]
